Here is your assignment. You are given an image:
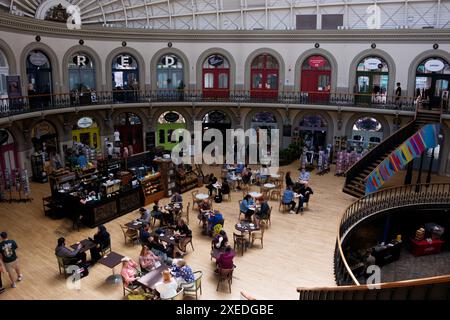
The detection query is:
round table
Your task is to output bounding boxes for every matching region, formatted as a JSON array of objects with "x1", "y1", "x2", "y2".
[
  {"x1": 270, "y1": 174, "x2": 281, "y2": 179},
  {"x1": 235, "y1": 222, "x2": 260, "y2": 244},
  {"x1": 263, "y1": 183, "x2": 276, "y2": 189},
  {"x1": 196, "y1": 193, "x2": 209, "y2": 200},
  {"x1": 248, "y1": 191, "x2": 262, "y2": 199}
]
